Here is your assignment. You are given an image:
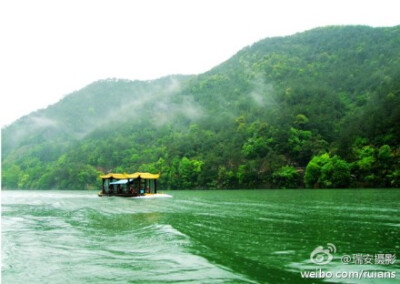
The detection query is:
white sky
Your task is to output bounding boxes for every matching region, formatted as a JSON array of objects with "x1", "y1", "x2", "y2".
[{"x1": 0, "y1": 0, "x2": 399, "y2": 127}]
